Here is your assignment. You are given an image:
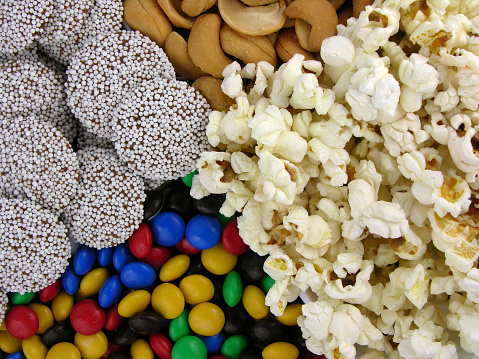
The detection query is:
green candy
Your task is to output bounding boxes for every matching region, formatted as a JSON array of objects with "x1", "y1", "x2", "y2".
[
  {"x1": 223, "y1": 270, "x2": 243, "y2": 307},
  {"x1": 215, "y1": 212, "x2": 235, "y2": 228},
  {"x1": 181, "y1": 170, "x2": 198, "y2": 188},
  {"x1": 169, "y1": 309, "x2": 192, "y2": 342},
  {"x1": 221, "y1": 334, "x2": 252, "y2": 359},
  {"x1": 171, "y1": 335, "x2": 207, "y2": 359},
  {"x1": 260, "y1": 275, "x2": 275, "y2": 294},
  {"x1": 11, "y1": 291, "x2": 36, "y2": 305}
]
